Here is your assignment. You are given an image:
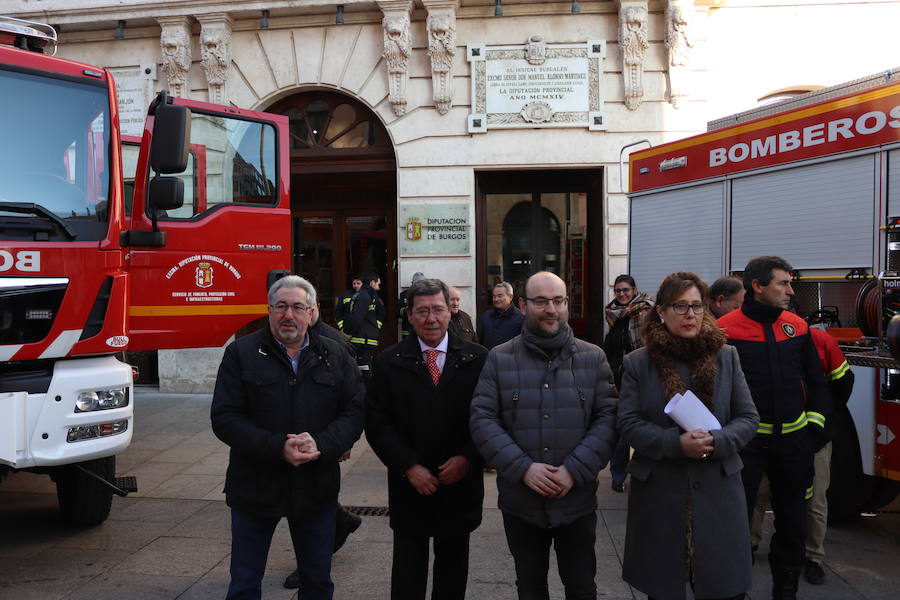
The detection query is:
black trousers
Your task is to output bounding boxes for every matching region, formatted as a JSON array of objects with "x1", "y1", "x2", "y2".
[
  {"x1": 502, "y1": 511, "x2": 597, "y2": 600},
  {"x1": 391, "y1": 531, "x2": 470, "y2": 600},
  {"x1": 353, "y1": 345, "x2": 374, "y2": 383},
  {"x1": 740, "y1": 433, "x2": 815, "y2": 572}
]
